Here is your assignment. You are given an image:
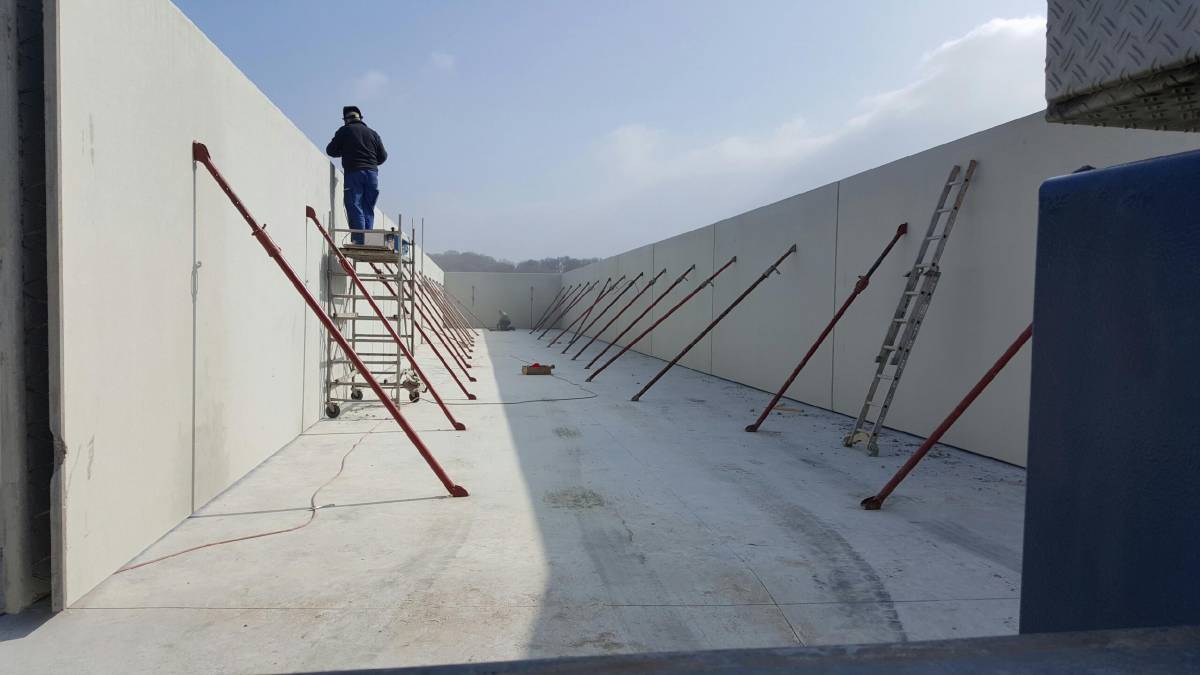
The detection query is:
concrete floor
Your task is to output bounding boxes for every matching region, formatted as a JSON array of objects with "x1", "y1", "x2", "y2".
[{"x1": 0, "y1": 330, "x2": 1025, "y2": 673}]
